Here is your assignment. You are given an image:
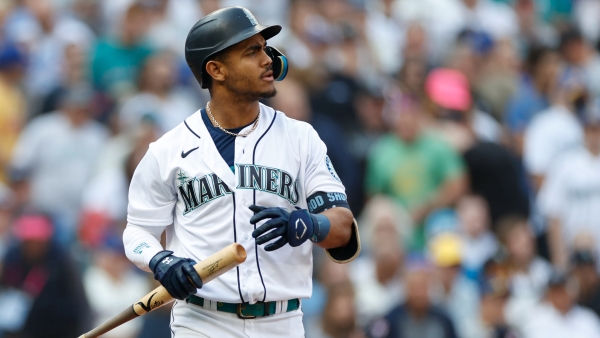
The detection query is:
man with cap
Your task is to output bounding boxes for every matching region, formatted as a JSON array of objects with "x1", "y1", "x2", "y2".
[
  {"x1": 123, "y1": 7, "x2": 360, "y2": 337},
  {"x1": 538, "y1": 99, "x2": 600, "y2": 270},
  {"x1": 517, "y1": 270, "x2": 600, "y2": 338}
]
